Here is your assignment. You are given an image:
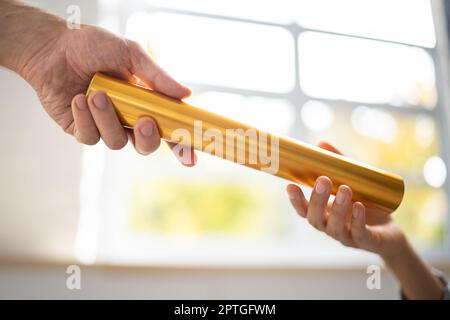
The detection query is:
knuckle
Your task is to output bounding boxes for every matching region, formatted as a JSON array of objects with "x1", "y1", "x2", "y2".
[
  {"x1": 336, "y1": 231, "x2": 350, "y2": 242},
  {"x1": 311, "y1": 220, "x2": 324, "y2": 231},
  {"x1": 351, "y1": 230, "x2": 365, "y2": 243},
  {"x1": 107, "y1": 137, "x2": 128, "y2": 150},
  {"x1": 74, "y1": 134, "x2": 83, "y2": 144},
  {"x1": 307, "y1": 216, "x2": 317, "y2": 229},
  {"x1": 82, "y1": 135, "x2": 100, "y2": 146},
  {"x1": 331, "y1": 205, "x2": 345, "y2": 217},
  {"x1": 63, "y1": 121, "x2": 75, "y2": 135},
  {"x1": 297, "y1": 208, "x2": 307, "y2": 218},
  {"x1": 75, "y1": 129, "x2": 100, "y2": 146},
  {"x1": 126, "y1": 39, "x2": 141, "y2": 50},
  {"x1": 326, "y1": 227, "x2": 337, "y2": 239},
  {"x1": 335, "y1": 225, "x2": 347, "y2": 237},
  {"x1": 340, "y1": 239, "x2": 353, "y2": 247}
]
